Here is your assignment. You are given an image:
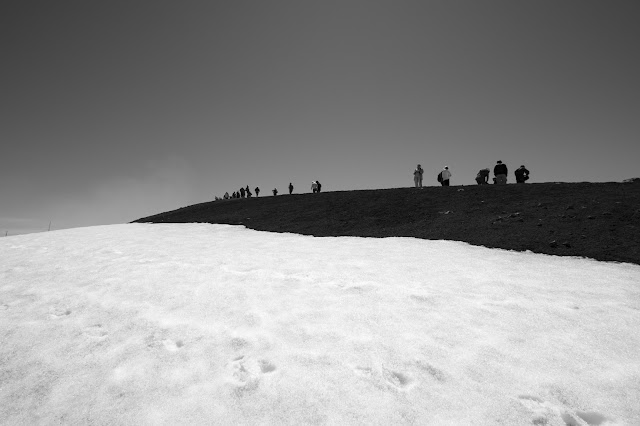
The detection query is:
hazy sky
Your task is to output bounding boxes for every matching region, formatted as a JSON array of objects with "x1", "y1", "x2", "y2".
[{"x1": 2, "y1": 1, "x2": 639, "y2": 234}]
